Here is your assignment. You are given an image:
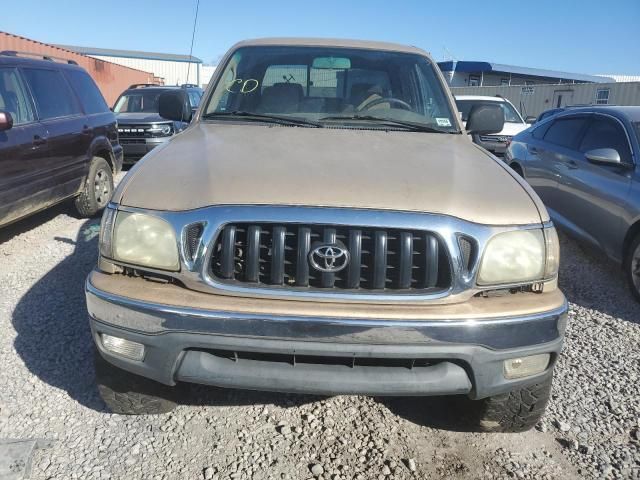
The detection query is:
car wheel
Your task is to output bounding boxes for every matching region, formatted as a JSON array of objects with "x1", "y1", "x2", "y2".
[
  {"x1": 94, "y1": 350, "x2": 177, "y2": 415},
  {"x1": 624, "y1": 233, "x2": 640, "y2": 302},
  {"x1": 74, "y1": 156, "x2": 114, "y2": 217},
  {"x1": 474, "y1": 374, "x2": 553, "y2": 432}
]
